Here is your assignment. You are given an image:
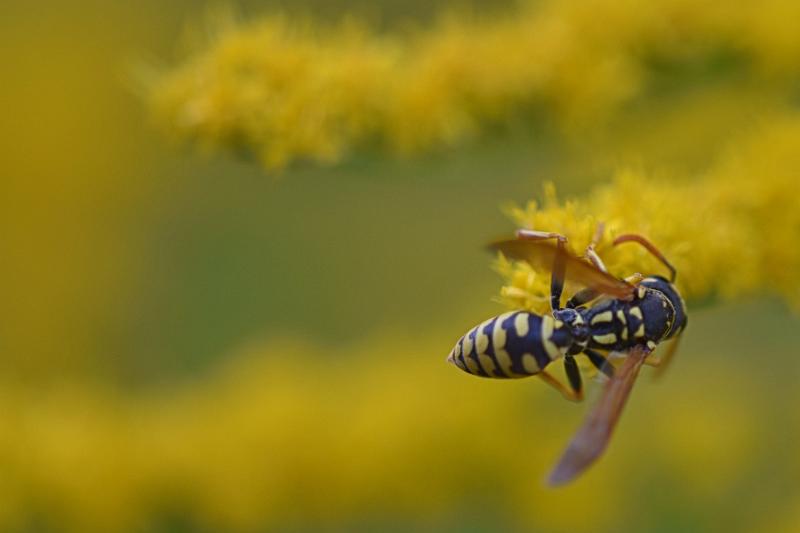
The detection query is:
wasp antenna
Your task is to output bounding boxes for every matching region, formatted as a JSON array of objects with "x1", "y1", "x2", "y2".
[{"x1": 613, "y1": 234, "x2": 677, "y2": 282}]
